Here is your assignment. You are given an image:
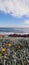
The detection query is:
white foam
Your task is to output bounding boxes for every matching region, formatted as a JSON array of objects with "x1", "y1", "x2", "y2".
[{"x1": 0, "y1": 32, "x2": 29, "y2": 35}]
